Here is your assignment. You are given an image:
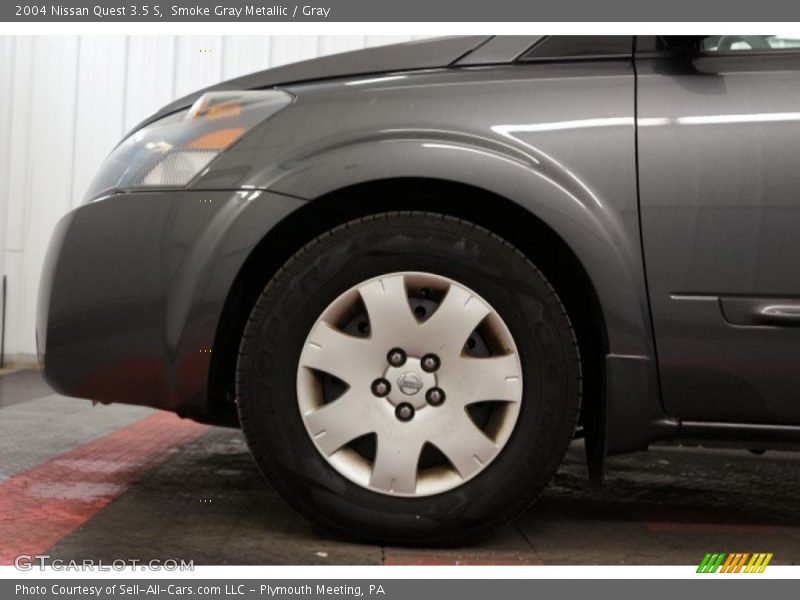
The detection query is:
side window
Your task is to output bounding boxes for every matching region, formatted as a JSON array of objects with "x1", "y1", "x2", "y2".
[
  {"x1": 701, "y1": 35, "x2": 800, "y2": 52},
  {"x1": 519, "y1": 36, "x2": 633, "y2": 61}
]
